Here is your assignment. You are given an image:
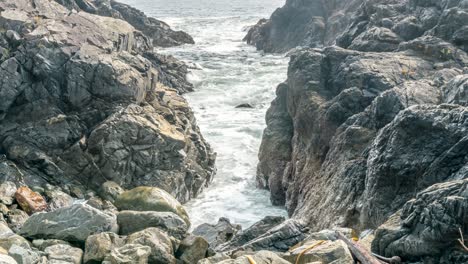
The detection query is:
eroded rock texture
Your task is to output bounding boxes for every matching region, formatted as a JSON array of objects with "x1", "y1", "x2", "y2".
[
  {"x1": 0, "y1": 0, "x2": 215, "y2": 203},
  {"x1": 254, "y1": 0, "x2": 468, "y2": 262}
]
